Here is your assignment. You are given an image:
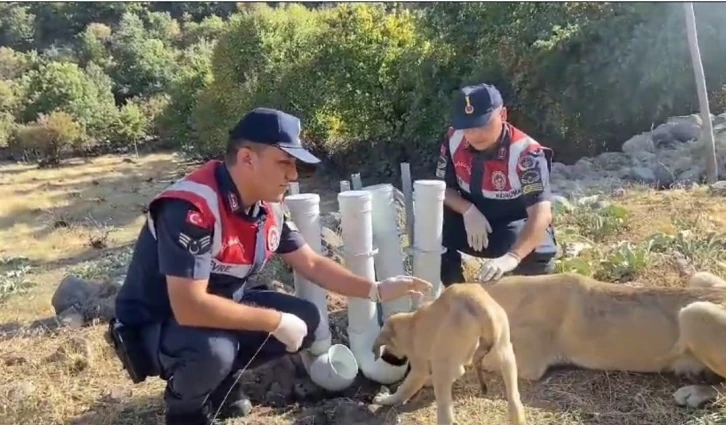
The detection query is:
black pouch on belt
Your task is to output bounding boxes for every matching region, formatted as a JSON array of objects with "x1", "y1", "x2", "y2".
[{"x1": 106, "y1": 318, "x2": 153, "y2": 384}]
